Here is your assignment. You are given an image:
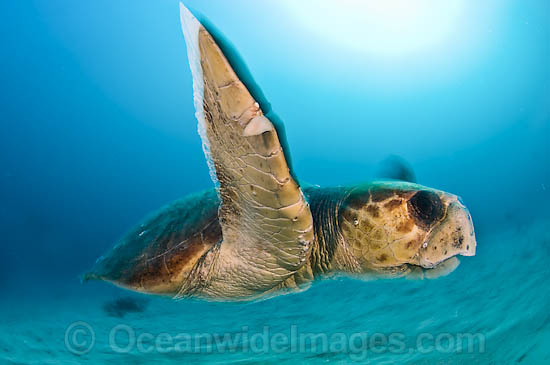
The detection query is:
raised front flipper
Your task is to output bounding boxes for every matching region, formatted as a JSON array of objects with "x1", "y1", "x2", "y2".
[{"x1": 178, "y1": 4, "x2": 314, "y2": 299}]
